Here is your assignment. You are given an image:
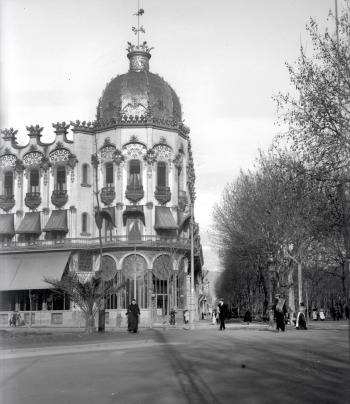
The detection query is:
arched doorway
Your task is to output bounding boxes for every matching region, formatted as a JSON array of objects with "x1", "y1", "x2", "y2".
[{"x1": 152, "y1": 255, "x2": 173, "y2": 318}]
